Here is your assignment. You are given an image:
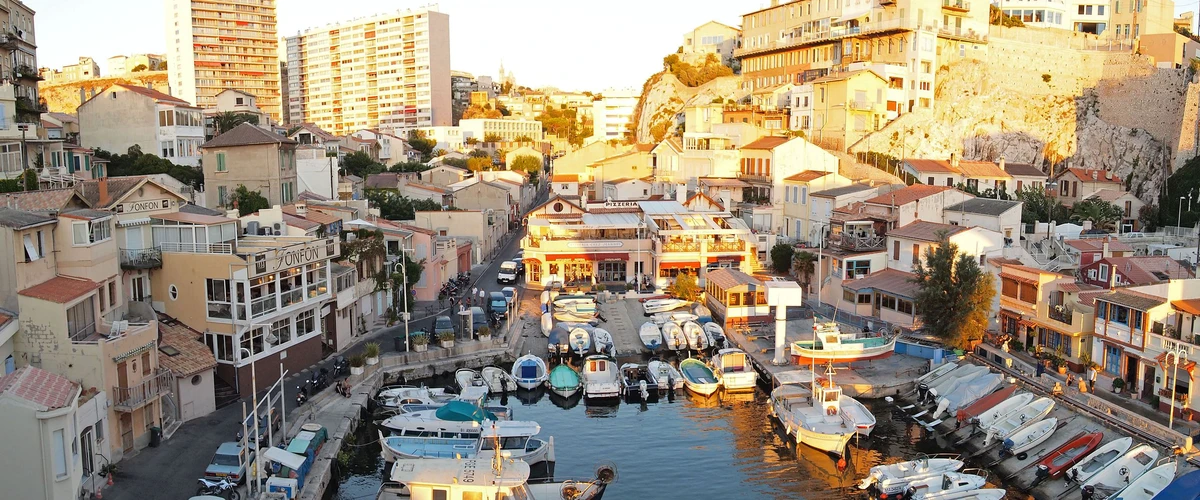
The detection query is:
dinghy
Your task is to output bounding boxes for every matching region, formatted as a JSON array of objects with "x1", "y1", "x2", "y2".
[
  {"x1": 554, "y1": 309, "x2": 597, "y2": 323},
  {"x1": 619, "y1": 363, "x2": 659, "y2": 402},
  {"x1": 971, "y1": 392, "x2": 1034, "y2": 429},
  {"x1": 916, "y1": 363, "x2": 970, "y2": 400},
  {"x1": 481, "y1": 366, "x2": 518, "y2": 393},
  {"x1": 1110, "y1": 462, "x2": 1176, "y2": 500},
  {"x1": 540, "y1": 312, "x2": 553, "y2": 337},
  {"x1": 1003, "y1": 417, "x2": 1058, "y2": 457},
  {"x1": 643, "y1": 298, "x2": 690, "y2": 314},
  {"x1": 1081, "y1": 444, "x2": 1159, "y2": 495},
  {"x1": 1066, "y1": 436, "x2": 1134, "y2": 484},
  {"x1": 582, "y1": 354, "x2": 620, "y2": 399},
  {"x1": 859, "y1": 455, "x2": 965, "y2": 494},
  {"x1": 710, "y1": 348, "x2": 757, "y2": 391},
  {"x1": 679, "y1": 358, "x2": 719, "y2": 396},
  {"x1": 662, "y1": 322, "x2": 688, "y2": 352},
  {"x1": 511, "y1": 354, "x2": 549, "y2": 390},
  {"x1": 547, "y1": 325, "x2": 570, "y2": 357},
  {"x1": 639, "y1": 322, "x2": 663, "y2": 352},
  {"x1": 983, "y1": 396, "x2": 1054, "y2": 445},
  {"x1": 648, "y1": 359, "x2": 684, "y2": 391},
  {"x1": 546, "y1": 364, "x2": 582, "y2": 398},
  {"x1": 568, "y1": 327, "x2": 592, "y2": 357},
  {"x1": 592, "y1": 328, "x2": 615, "y2": 355},
  {"x1": 901, "y1": 471, "x2": 987, "y2": 499},
  {"x1": 455, "y1": 369, "x2": 487, "y2": 391},
  {"x1": 682, "y1": 321, "x2": 709, "y2": 351},
  {"x1": 553, "y1": 294, "x2": 594, "y2": 309},
  {"x1": 702, "y1": 322, "x2": 726, "y2": 349},
  {"x1": 375, "y1": 386, "x2": 454, "y2": 410},
  {"x1": 651, "y1": 311, "x2": 698, "y2": 325},
  {"x1": 955, "y1": 385, "x2": 1017, "y2": 424},
  {"x1": 1035, "y1": 431, "x2": 1104, "y2": 481},
  {"x1": 1149, "y1": 468, "x2": 1200, "y2": 500},
  {"x1": 925, "y1": 364, "x2": 988, "y2": 402}
]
